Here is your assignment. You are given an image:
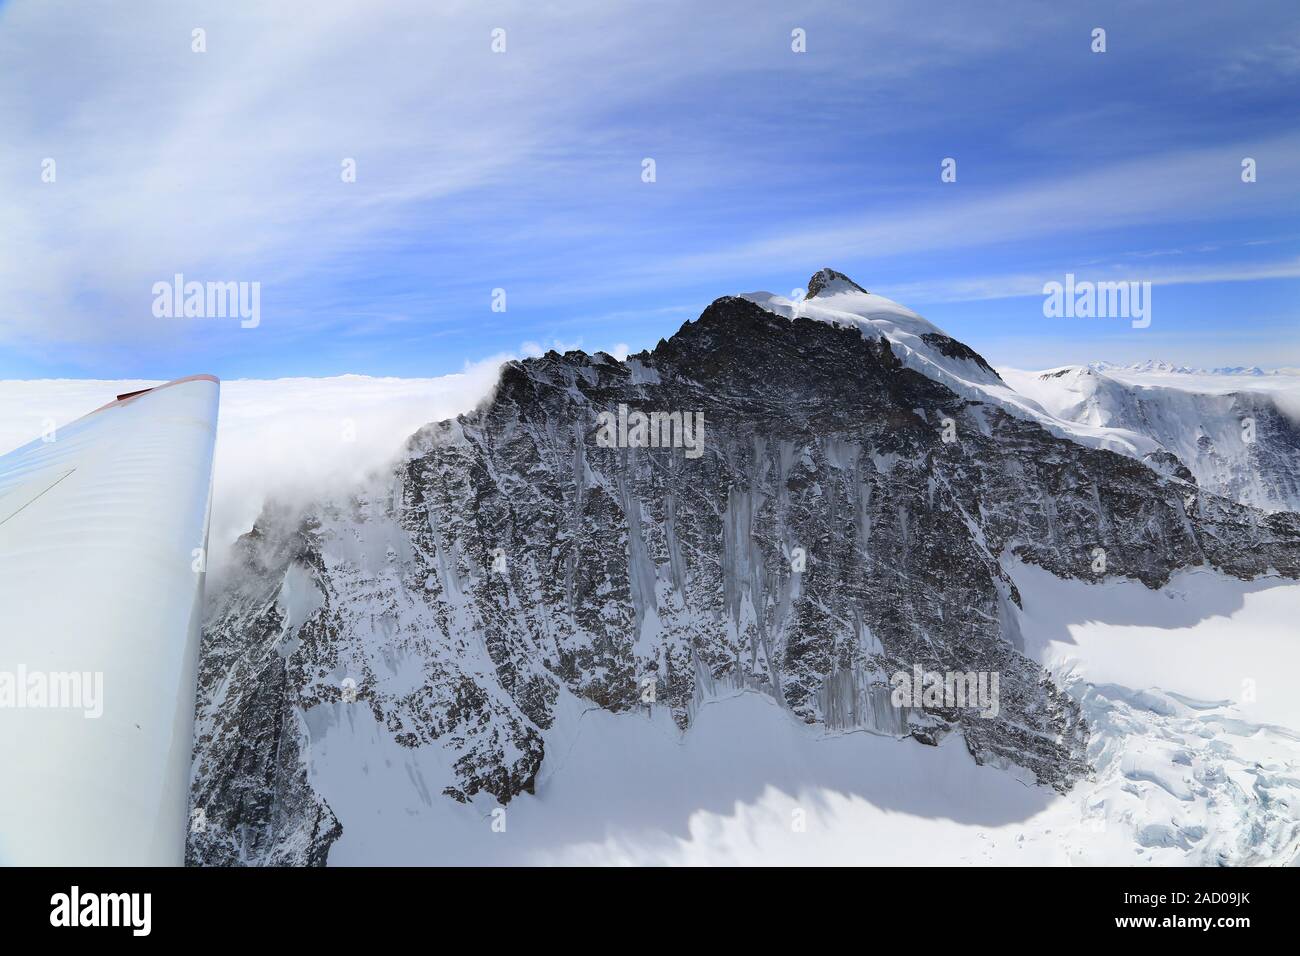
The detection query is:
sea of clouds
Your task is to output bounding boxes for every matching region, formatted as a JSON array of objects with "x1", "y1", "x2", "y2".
[{"x1": 0, "y1": 359, "x2": 512, "y2": 582}]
